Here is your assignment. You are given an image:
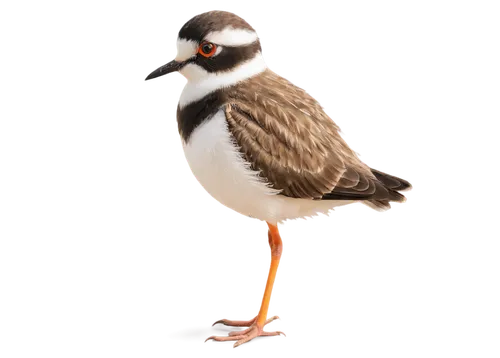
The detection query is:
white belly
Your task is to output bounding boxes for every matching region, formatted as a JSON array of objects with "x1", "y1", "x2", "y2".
[{"x1": 182, "y1": 110, "x2": 351, "y2": 223}]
